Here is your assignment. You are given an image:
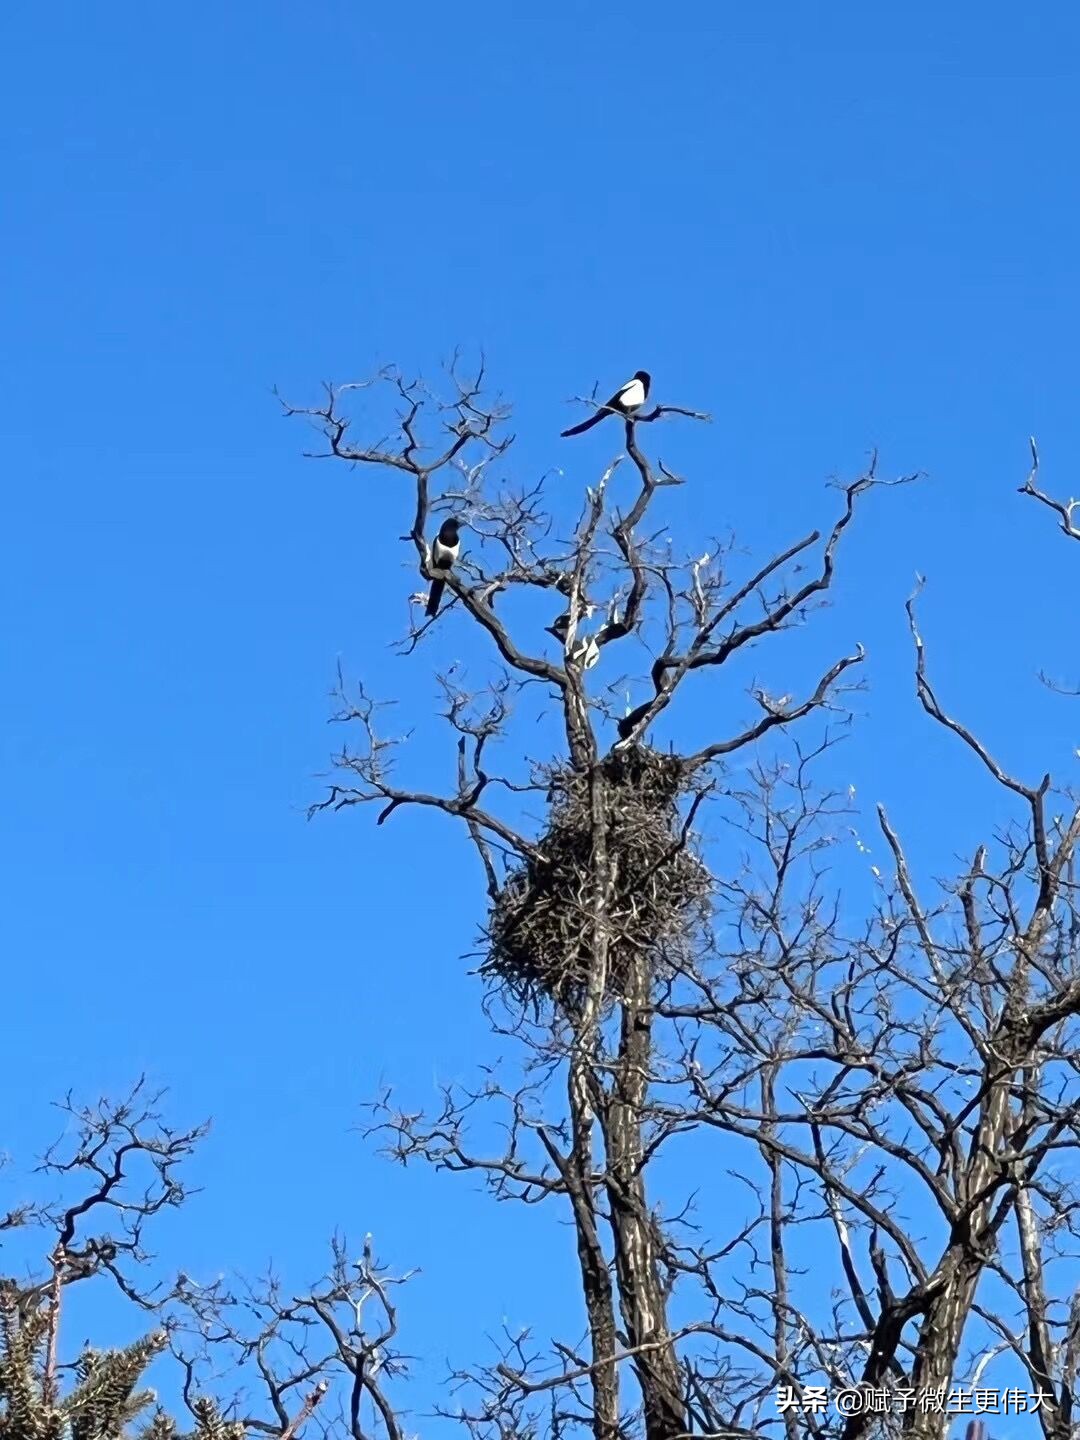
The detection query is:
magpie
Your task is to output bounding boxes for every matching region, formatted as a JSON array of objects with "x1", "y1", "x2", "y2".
[
  {"x1": 568, "y1": 633, "x2": 600, "y2": 670},
  {"x1": 547, "y1": 610, "x2": 572, "y2": 642},
  {"x1": 561, "y1": 371, "x2": 651, "y2": 437},
  {"x1": 546, "y1": 603, "x2": 596, "y2": 644},
  {"x1": 426, "y1": 517, "x2": 462, "y2": 617}
]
